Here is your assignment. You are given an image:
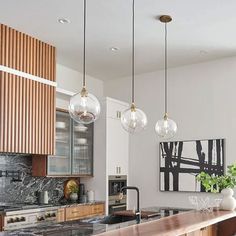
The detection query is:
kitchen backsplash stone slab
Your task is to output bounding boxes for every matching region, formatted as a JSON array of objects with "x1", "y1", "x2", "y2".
[{"x1": 0, "y1": 154, "x2": 69, "y2": 204}]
